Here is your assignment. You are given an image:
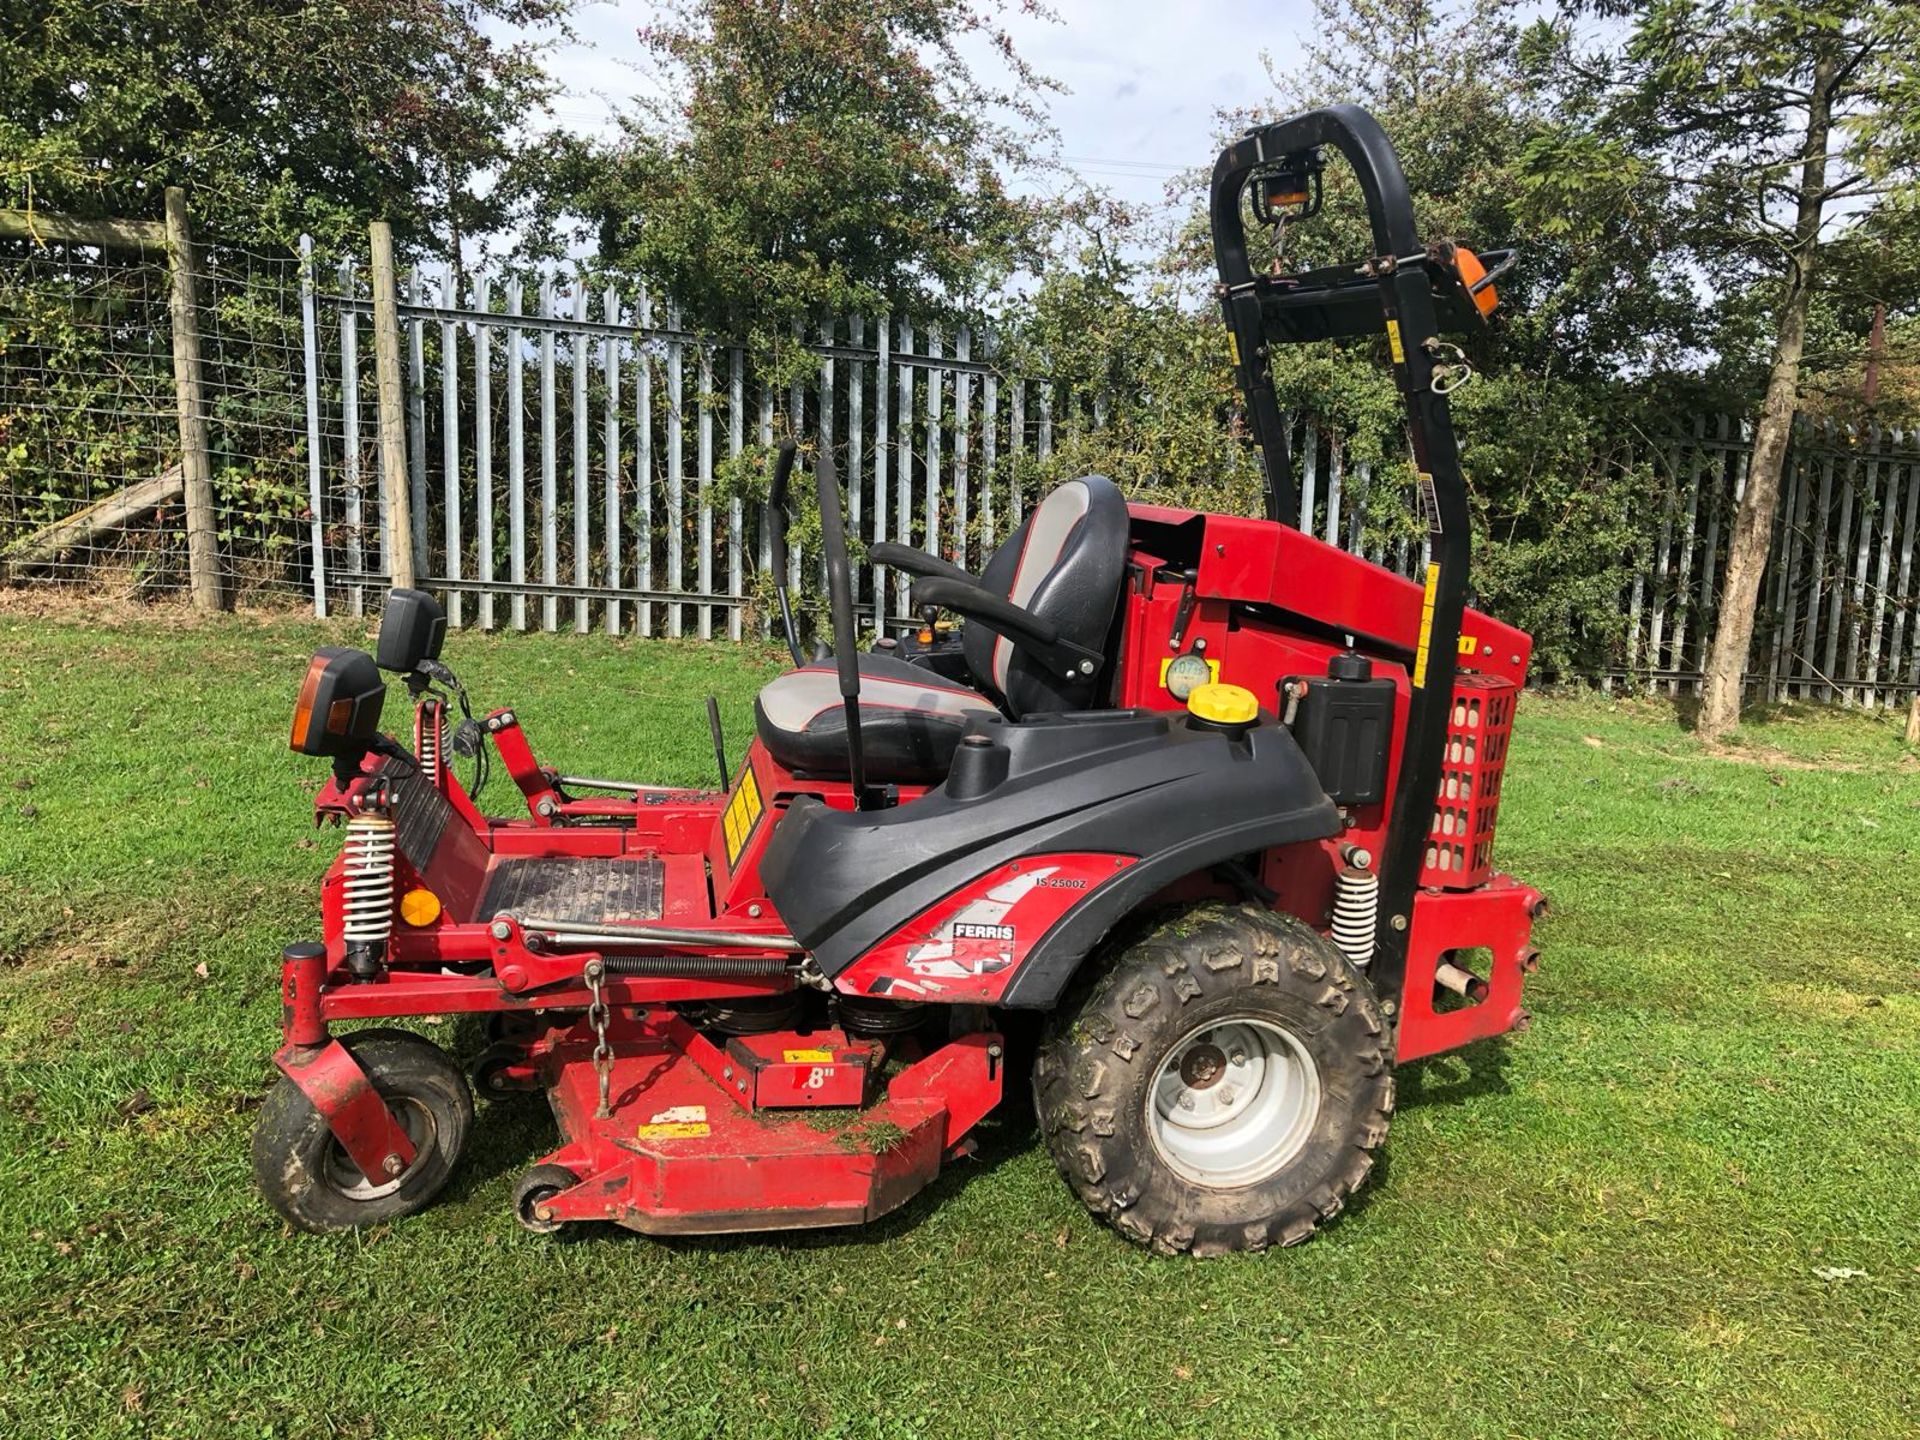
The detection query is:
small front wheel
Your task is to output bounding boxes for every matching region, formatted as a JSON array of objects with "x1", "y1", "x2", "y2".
[
  {"x1": 512, "y1": 1164, "x2": 581, "y2": 1233},
  {"x1": 1036, "y1": 904, "x2": 1393, "y2": 1257},
  {"x1": 252, "y1": 1029, "x2": 473, "y2": 1233}
]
